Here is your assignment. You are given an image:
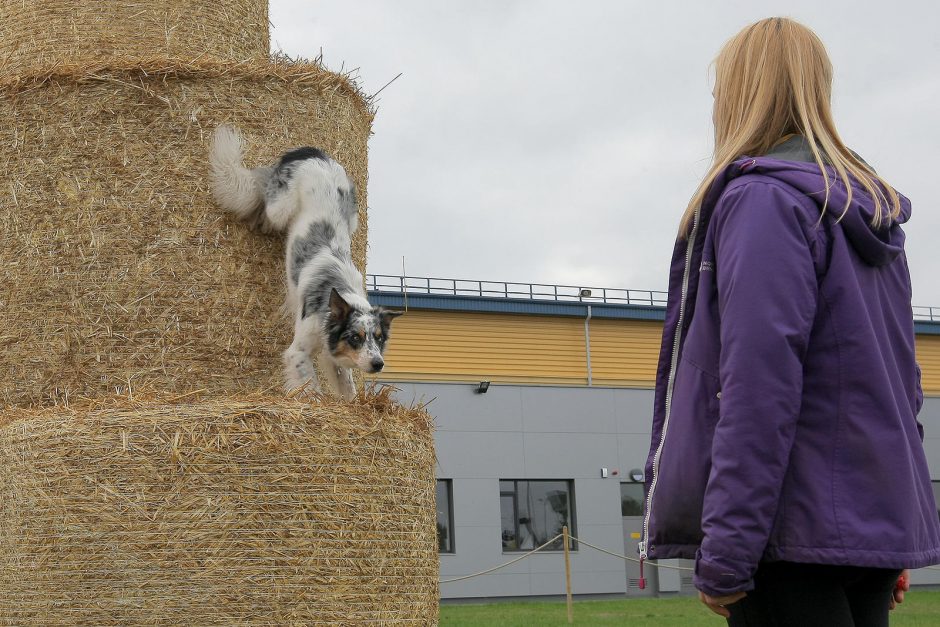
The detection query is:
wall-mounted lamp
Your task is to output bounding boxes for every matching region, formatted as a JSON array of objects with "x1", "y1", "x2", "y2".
[
  {"x1": 579, "y1": 289, "x2": 592, "y2": 298},
  {"x1": 629, "y1": 469, "x2": 645, "y2": 483},
  {"x1": 476, "y1": 381, "x2": 490, "y2": 394}
]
